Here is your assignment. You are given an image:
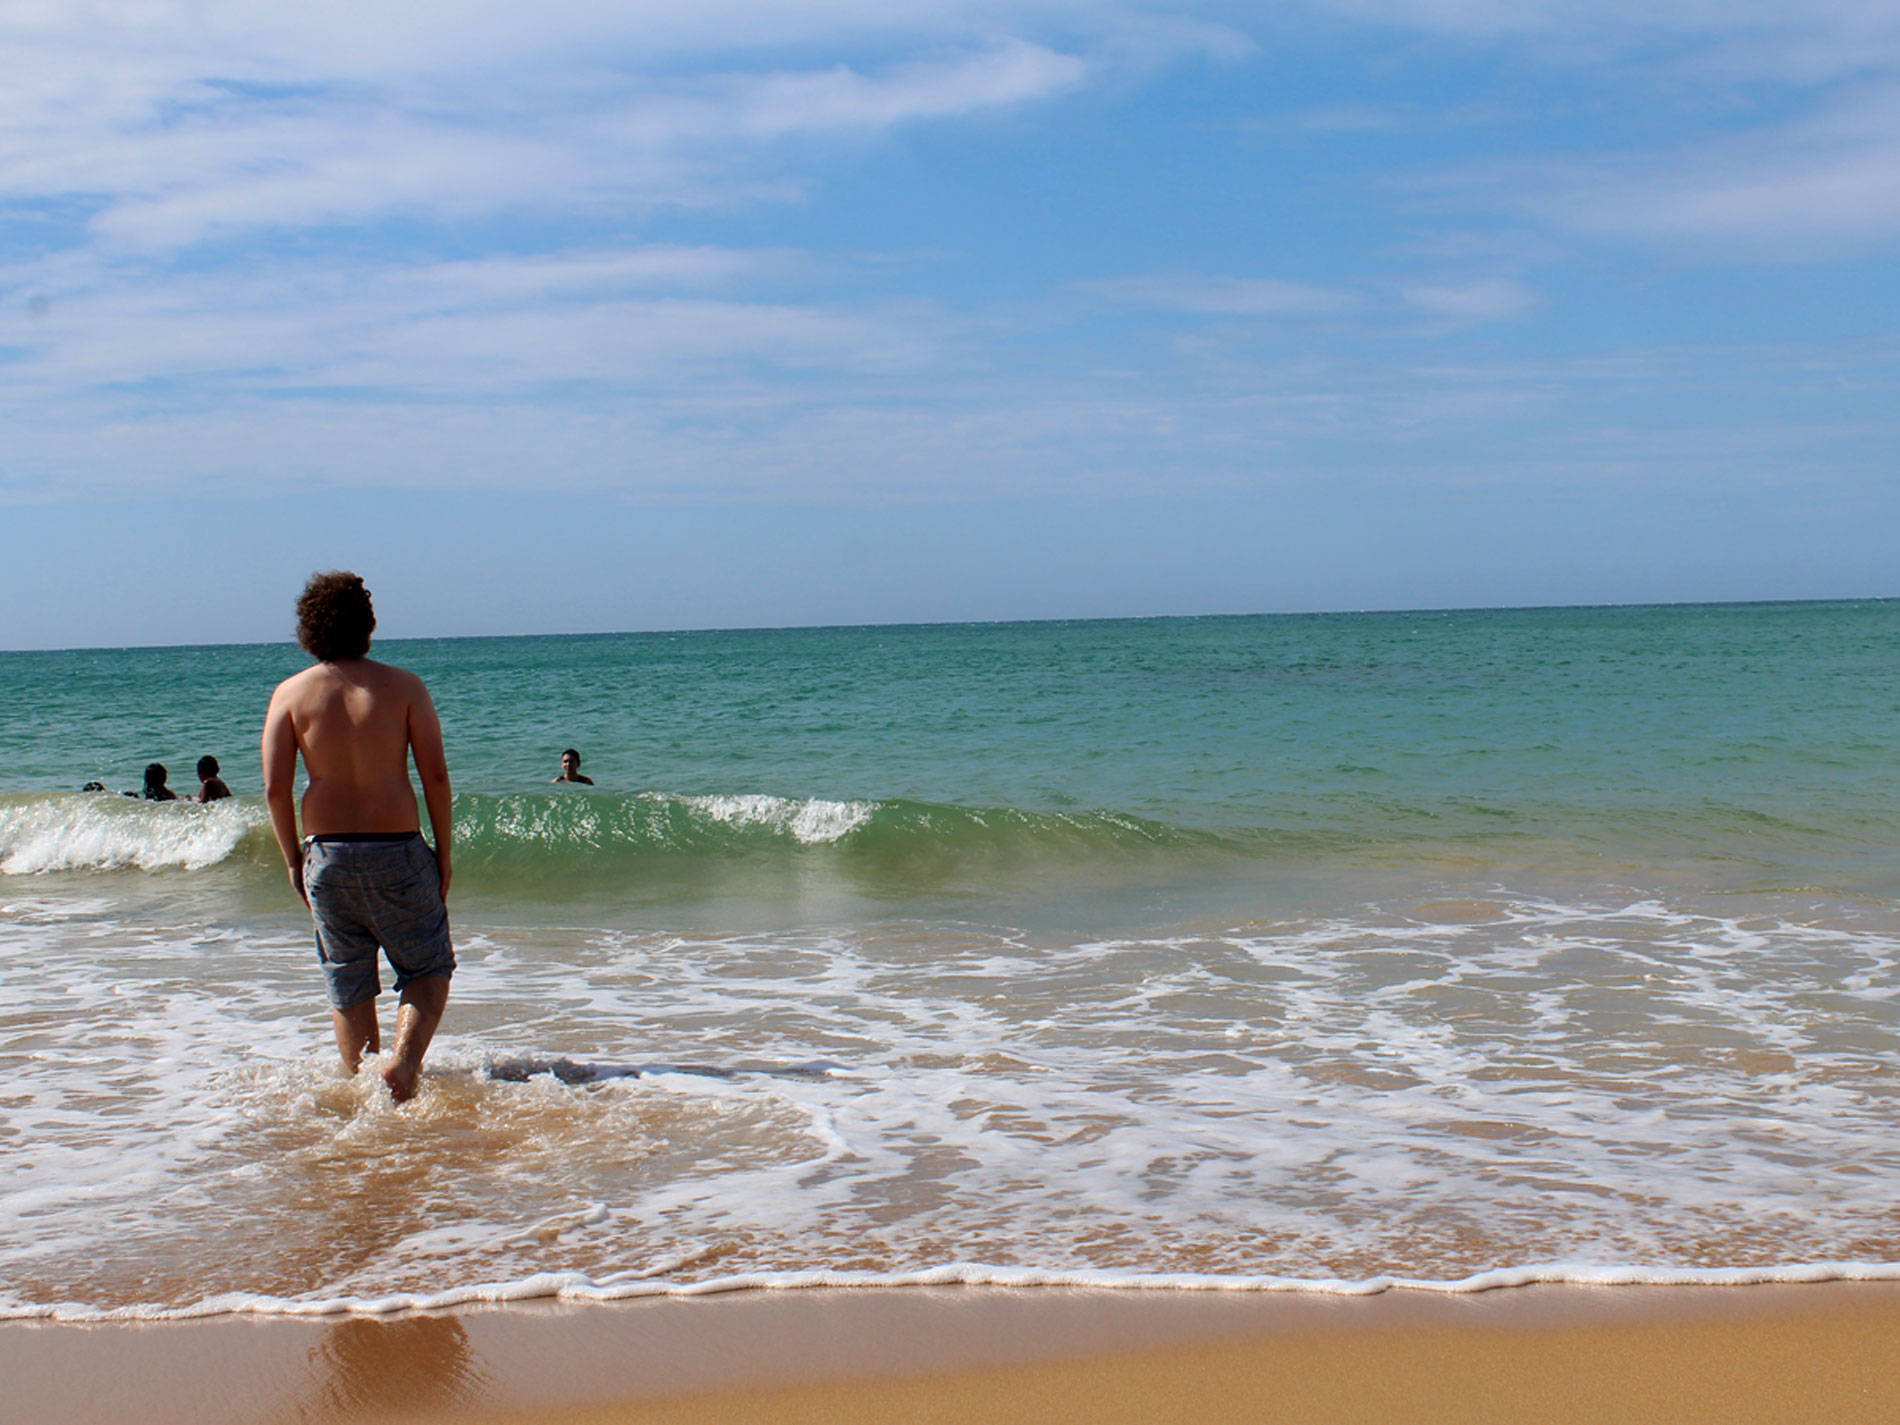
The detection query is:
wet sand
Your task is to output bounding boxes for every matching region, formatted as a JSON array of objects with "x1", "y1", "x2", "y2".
[{"x1": 6, "y1": 1282, "x2": 1900, "y2": 1424}]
